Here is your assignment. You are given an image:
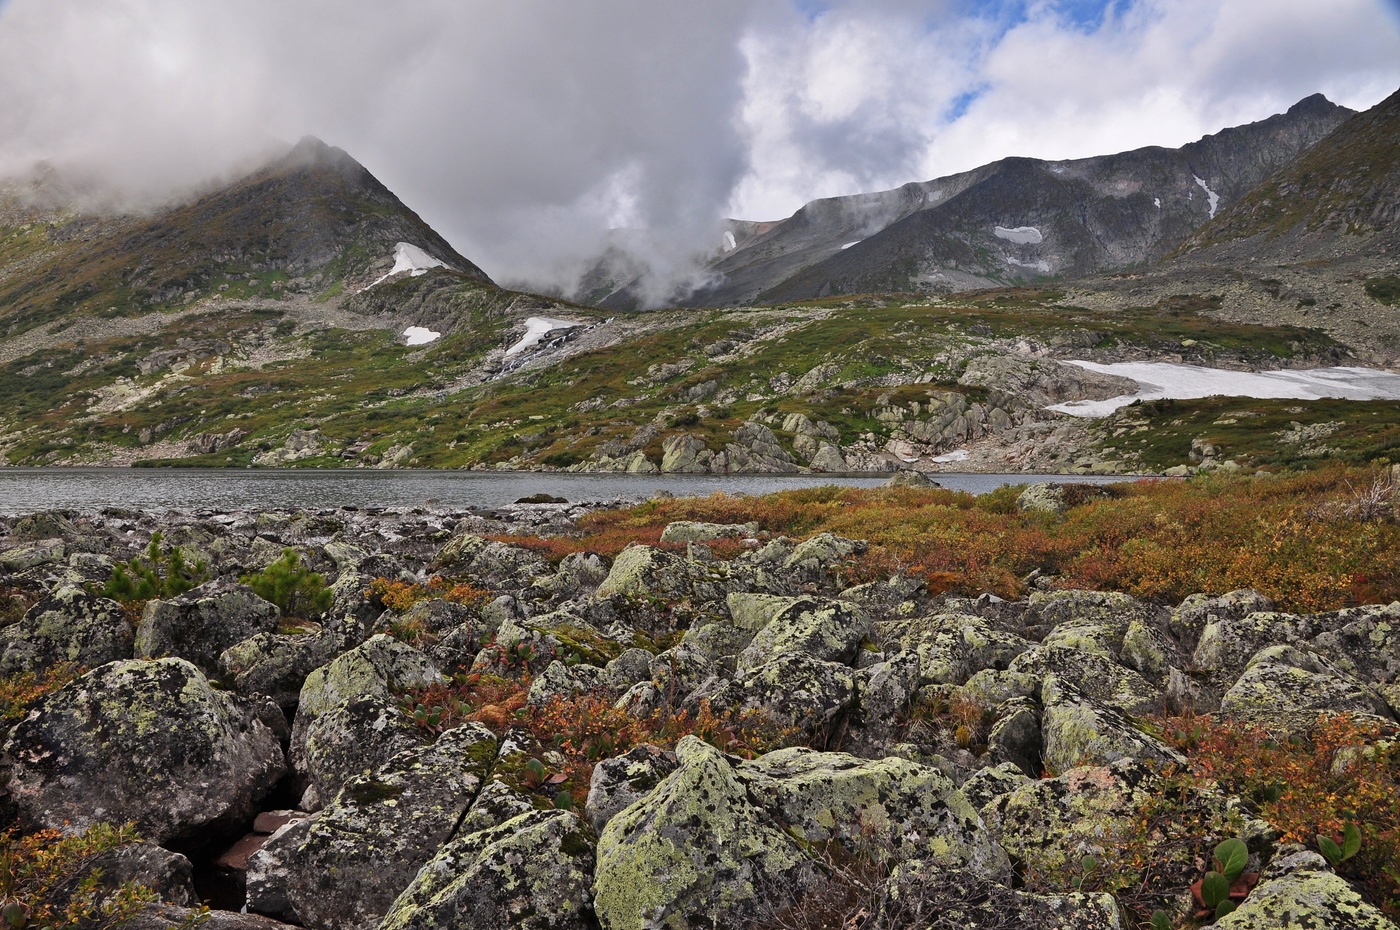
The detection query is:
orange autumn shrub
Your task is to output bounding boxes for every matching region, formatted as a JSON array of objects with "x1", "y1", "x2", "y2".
[
  {"x1": 1164, "y1": 712, "x2": 1400, "y2": 915},
  {"x1": 367, "y1": 576, "x2": 492, "y2": 613},
  {"x1": 507, "y1": 467, "x2": 1400, "y2": 612}
]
